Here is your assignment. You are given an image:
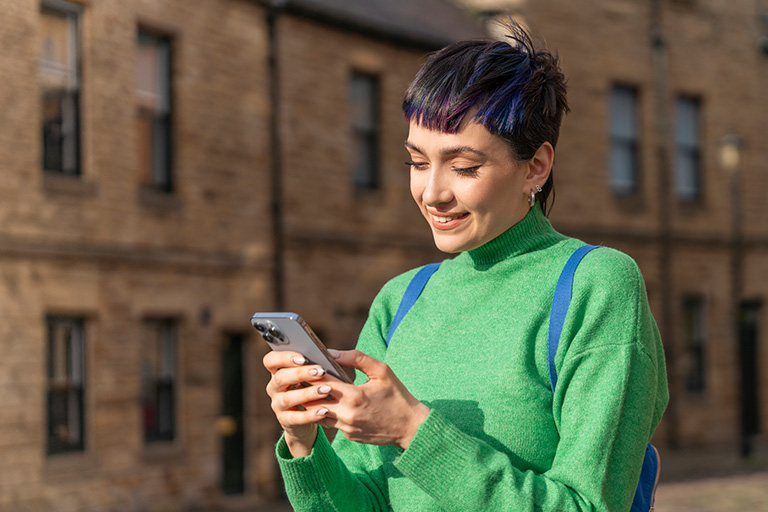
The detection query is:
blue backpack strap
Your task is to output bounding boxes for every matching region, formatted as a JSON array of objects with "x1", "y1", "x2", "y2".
[
  {"x1": 547, "y1": 244, "x2": 599, "y2": 392},
  {"x1": 385, "y1": 262, "x2": 441, "y2": 346},
  {"x1": 548, "y1": 244, "x2": 660, "y2": 512}
]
